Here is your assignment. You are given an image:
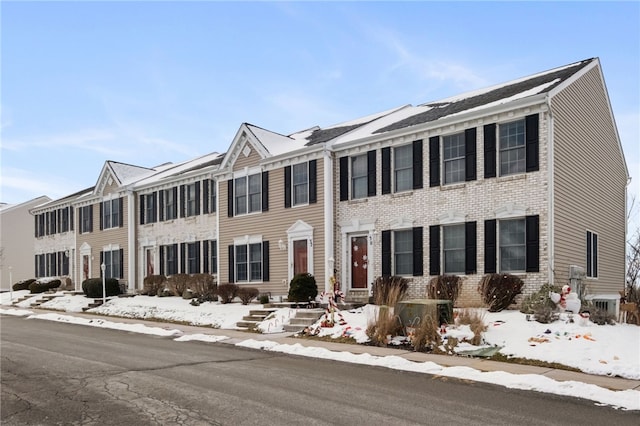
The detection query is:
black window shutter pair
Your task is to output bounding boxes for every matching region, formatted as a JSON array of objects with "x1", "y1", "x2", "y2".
[
  {"x1": 484, "y1": 114, "x2": 538, "y2": 178},
  {"x1": 227, "y1": 242, "x2": 270, "y2": 282},
  {"x1": 484, "y1": 215, "x2": 538, "y2": 273},
  {"x1": 380, "y1": 228, "x2": 423, "y2": 277},
  {"x1": 431, "y1": 222, "x2": 477, "y2": 275},
  {"x1": 284, "y1": 160, "x2": 317, "y2": 208}
]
